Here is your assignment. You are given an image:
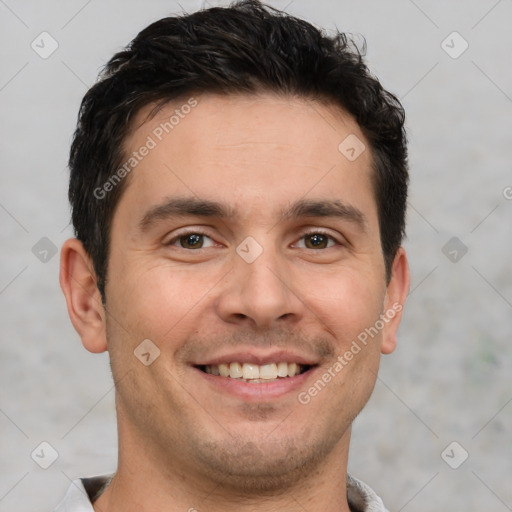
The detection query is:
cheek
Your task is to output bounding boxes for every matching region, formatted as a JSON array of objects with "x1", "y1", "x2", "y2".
[
  {"x1": 300, "y1": 265, "x2": 386, "y2": 345},
  {"x1": 108, "y1": 259, "x2": 218, "y2": 341},
  {"x1": 105, "y1": 262, "x2": 203, "y2": 395}
]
